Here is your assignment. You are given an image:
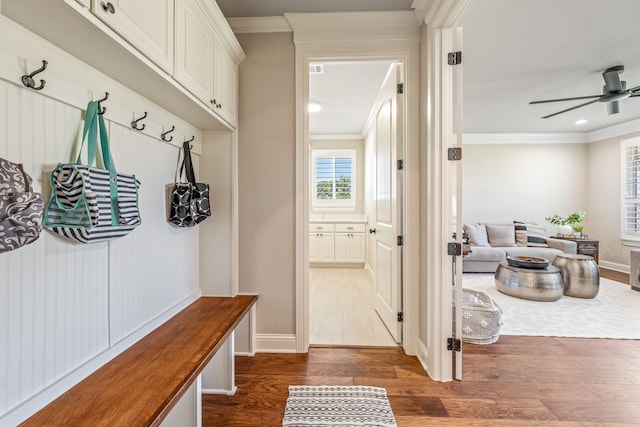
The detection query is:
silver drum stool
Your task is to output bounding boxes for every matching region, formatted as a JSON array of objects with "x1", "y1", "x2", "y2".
[
  {"x1": 494, "y1": 261, "x2": 564, "y2": 301},
  {"x1": 552, "y1": 253, "x2": 600, "y2": 298}
]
